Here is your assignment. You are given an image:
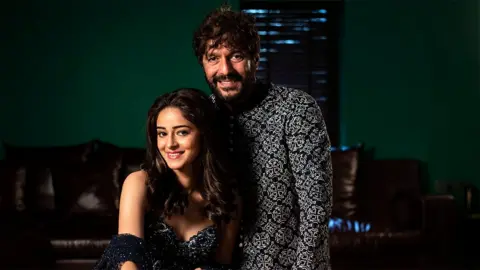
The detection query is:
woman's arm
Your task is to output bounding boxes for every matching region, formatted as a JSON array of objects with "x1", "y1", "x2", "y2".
[
  {"x1": 118, "y1": 171, "x2": 149, "y2": 270},
  {"x1": 118, "y1": 170, "x2": 148, "y2": 237},
  {"x1": 120, "y1": 261, "x2": 139, "y2": 270},
  {"x1": 92, "y1": 171, "x2": 149, "y2": 270}
]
